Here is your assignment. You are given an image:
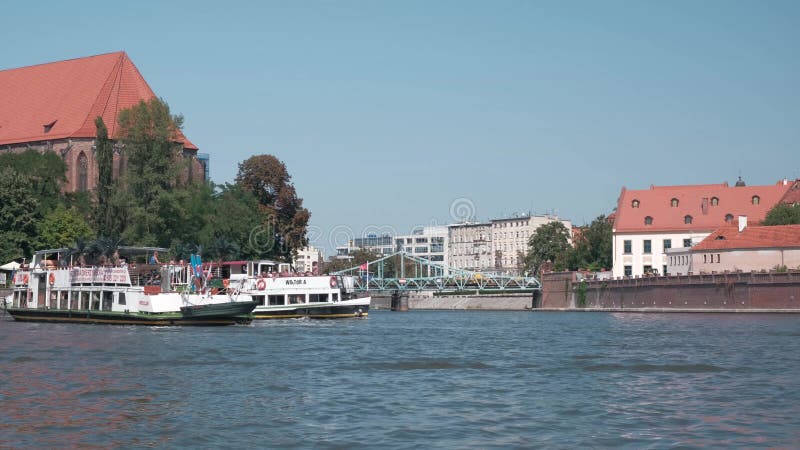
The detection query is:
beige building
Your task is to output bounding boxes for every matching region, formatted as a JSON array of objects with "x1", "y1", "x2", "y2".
[
  {"x1": 293, "y1": 246, "x2": 324, "y2": 273},
  {"x1": 448, "y1": 222, "x2": 492, "y2": 271},
  {"x1": 448, "y1": 215, "x2": 572, "y2": 274}
]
